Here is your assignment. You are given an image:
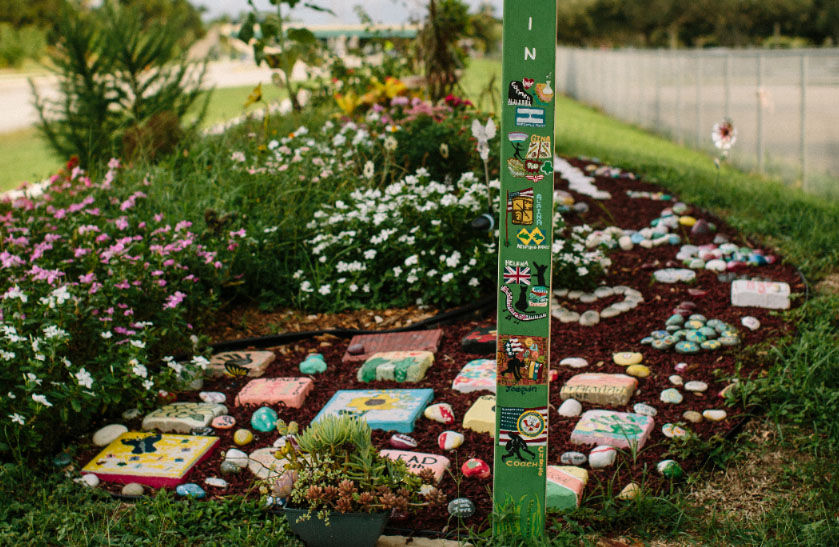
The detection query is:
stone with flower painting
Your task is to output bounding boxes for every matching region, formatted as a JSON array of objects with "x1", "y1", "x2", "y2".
[
  {"x1": 452, "y1": 359, "x2": 496, "y2": 394},
  {"x1": 312, "y1": 389, "x2": 434, "y2": 433}
]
